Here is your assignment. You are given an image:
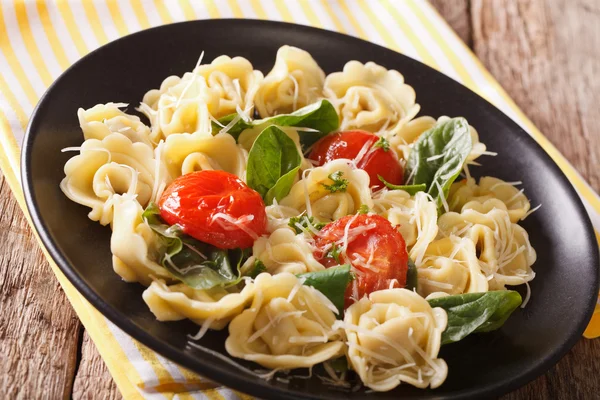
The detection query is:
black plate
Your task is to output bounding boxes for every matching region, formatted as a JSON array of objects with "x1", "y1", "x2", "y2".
[{"x1": 21, "y1": 20, "x2": 599, "y2": 399}]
